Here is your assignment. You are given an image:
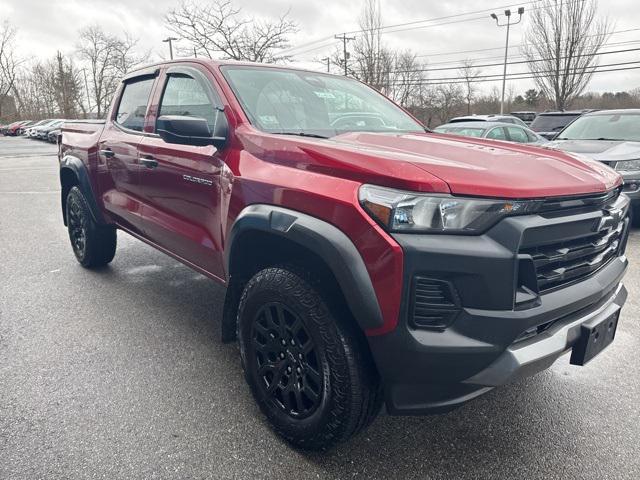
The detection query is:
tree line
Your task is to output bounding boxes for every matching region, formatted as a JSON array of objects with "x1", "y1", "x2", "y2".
[{"x1": 0, "y1": 0, "x2": 631, "y2": 126}]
